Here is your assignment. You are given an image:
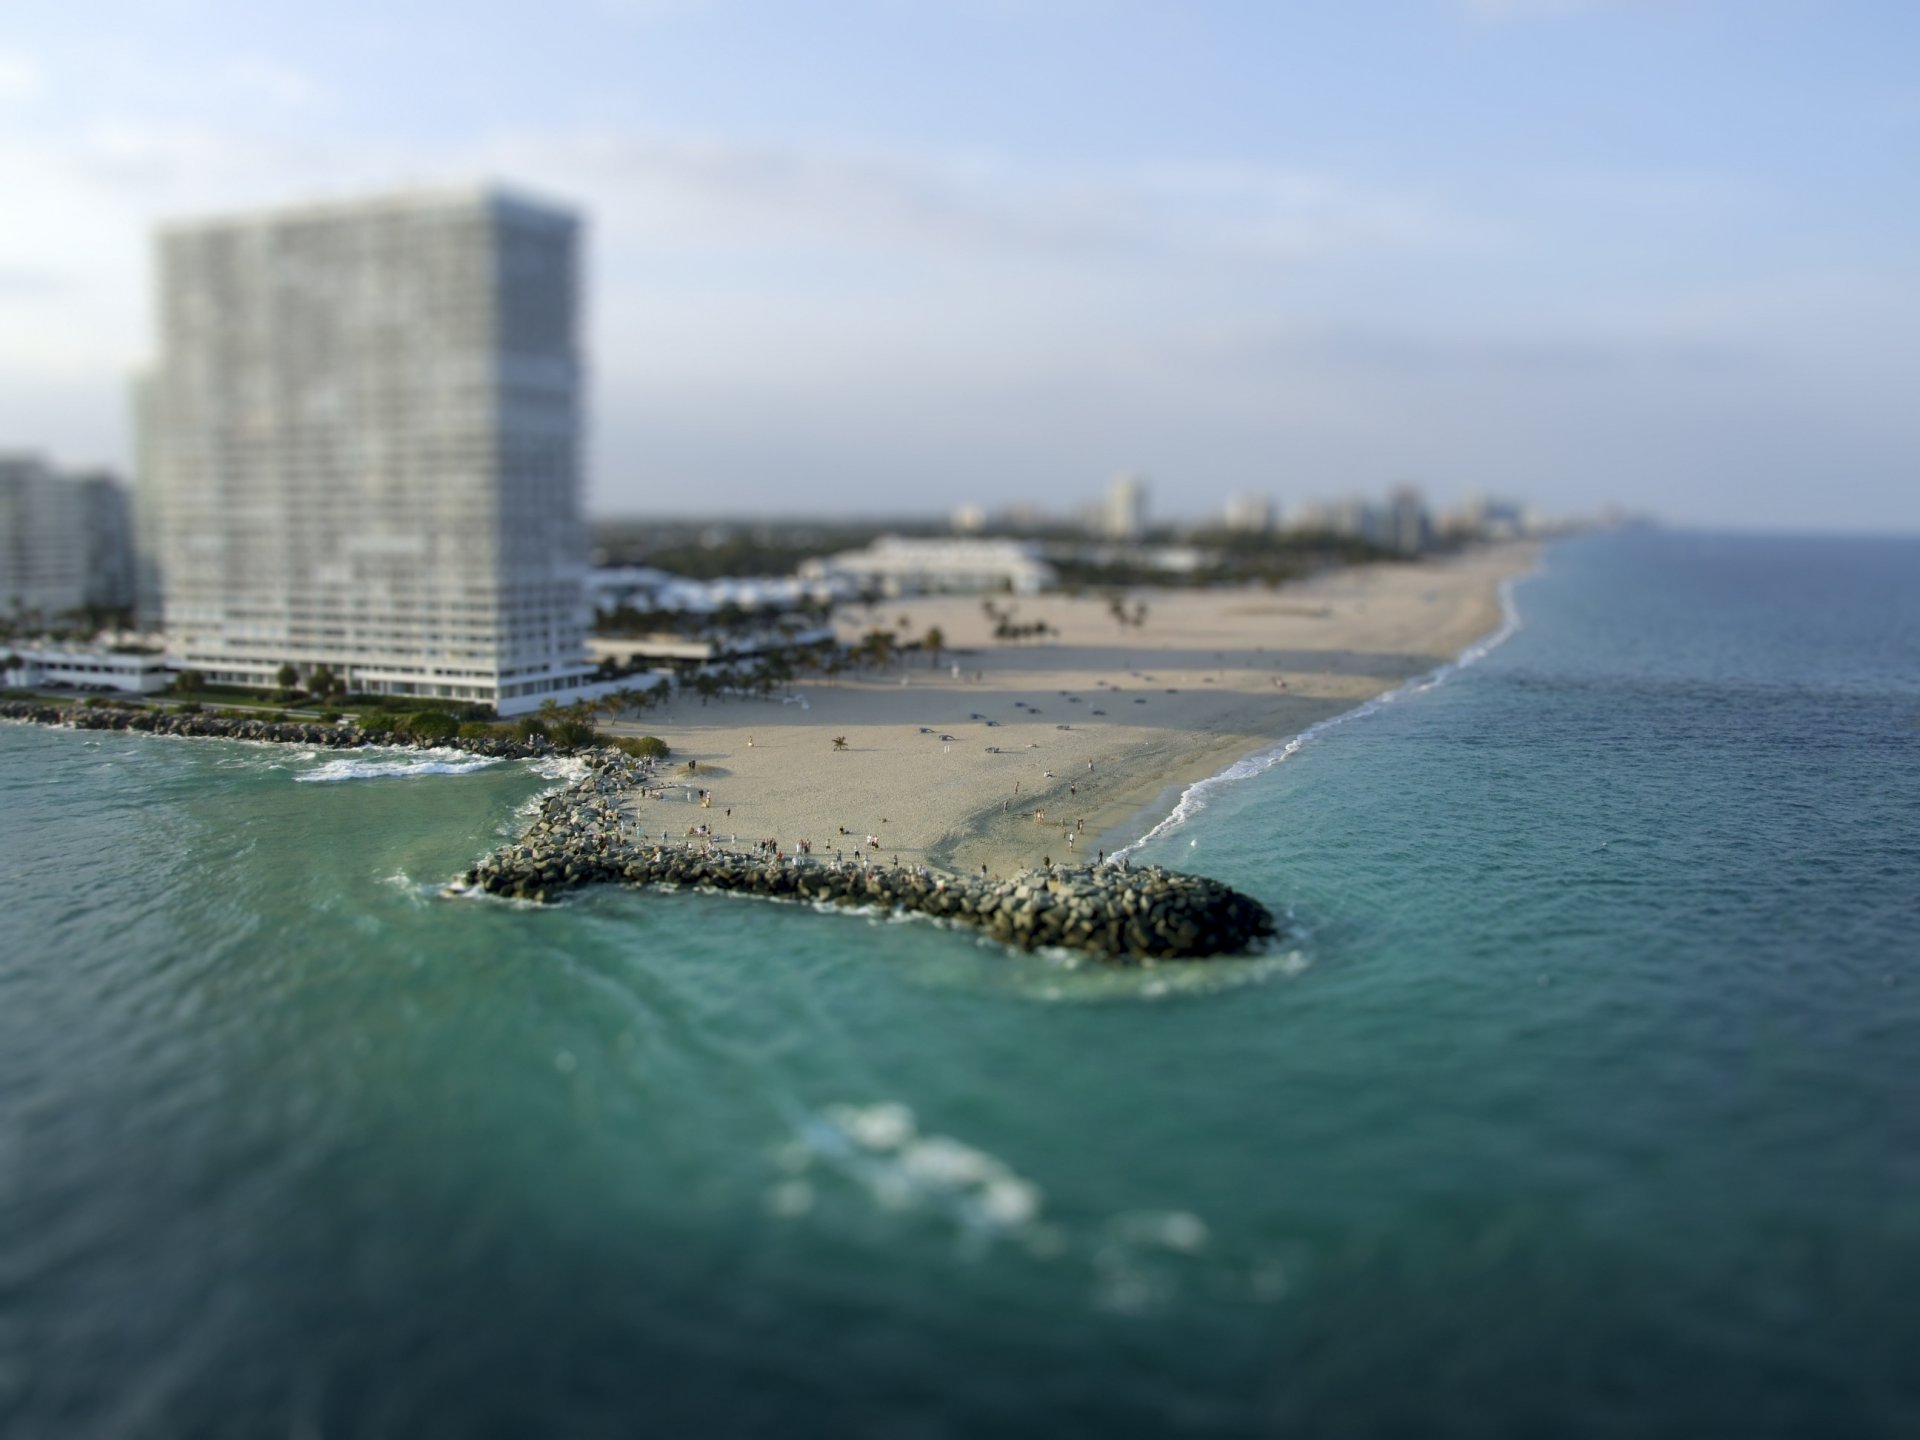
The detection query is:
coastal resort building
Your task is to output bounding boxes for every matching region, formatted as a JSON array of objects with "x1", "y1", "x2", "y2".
[
  {"x1": 140, "y1": 186, "x2": 611, "y2": 716},
  {"x1": 2, "y1": 645, "x2": 174, "y2": 697},
  {"x1": 800, "y1": 536, "x2": 1056, "y2": 598}
]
